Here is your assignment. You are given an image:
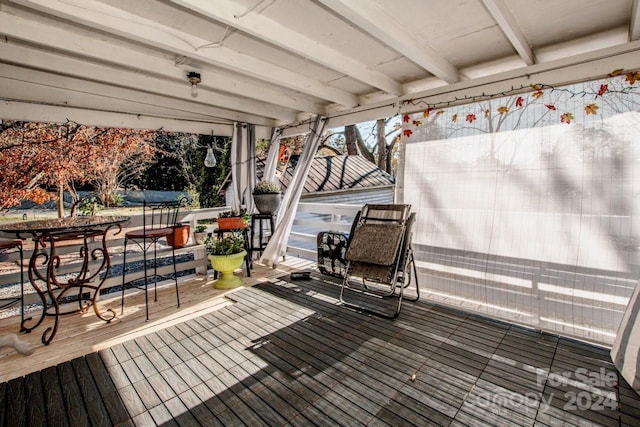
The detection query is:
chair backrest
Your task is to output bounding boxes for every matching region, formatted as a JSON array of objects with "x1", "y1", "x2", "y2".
[
  {"x1": 346, "y1": 204, "x2": 412, "y2": 266},
  {"x1": 142, "y1": 197, "x2": 187, "y2": 230},
  {"x1": 359, "y1": 204, "x2": 411, "y2": 224}
]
